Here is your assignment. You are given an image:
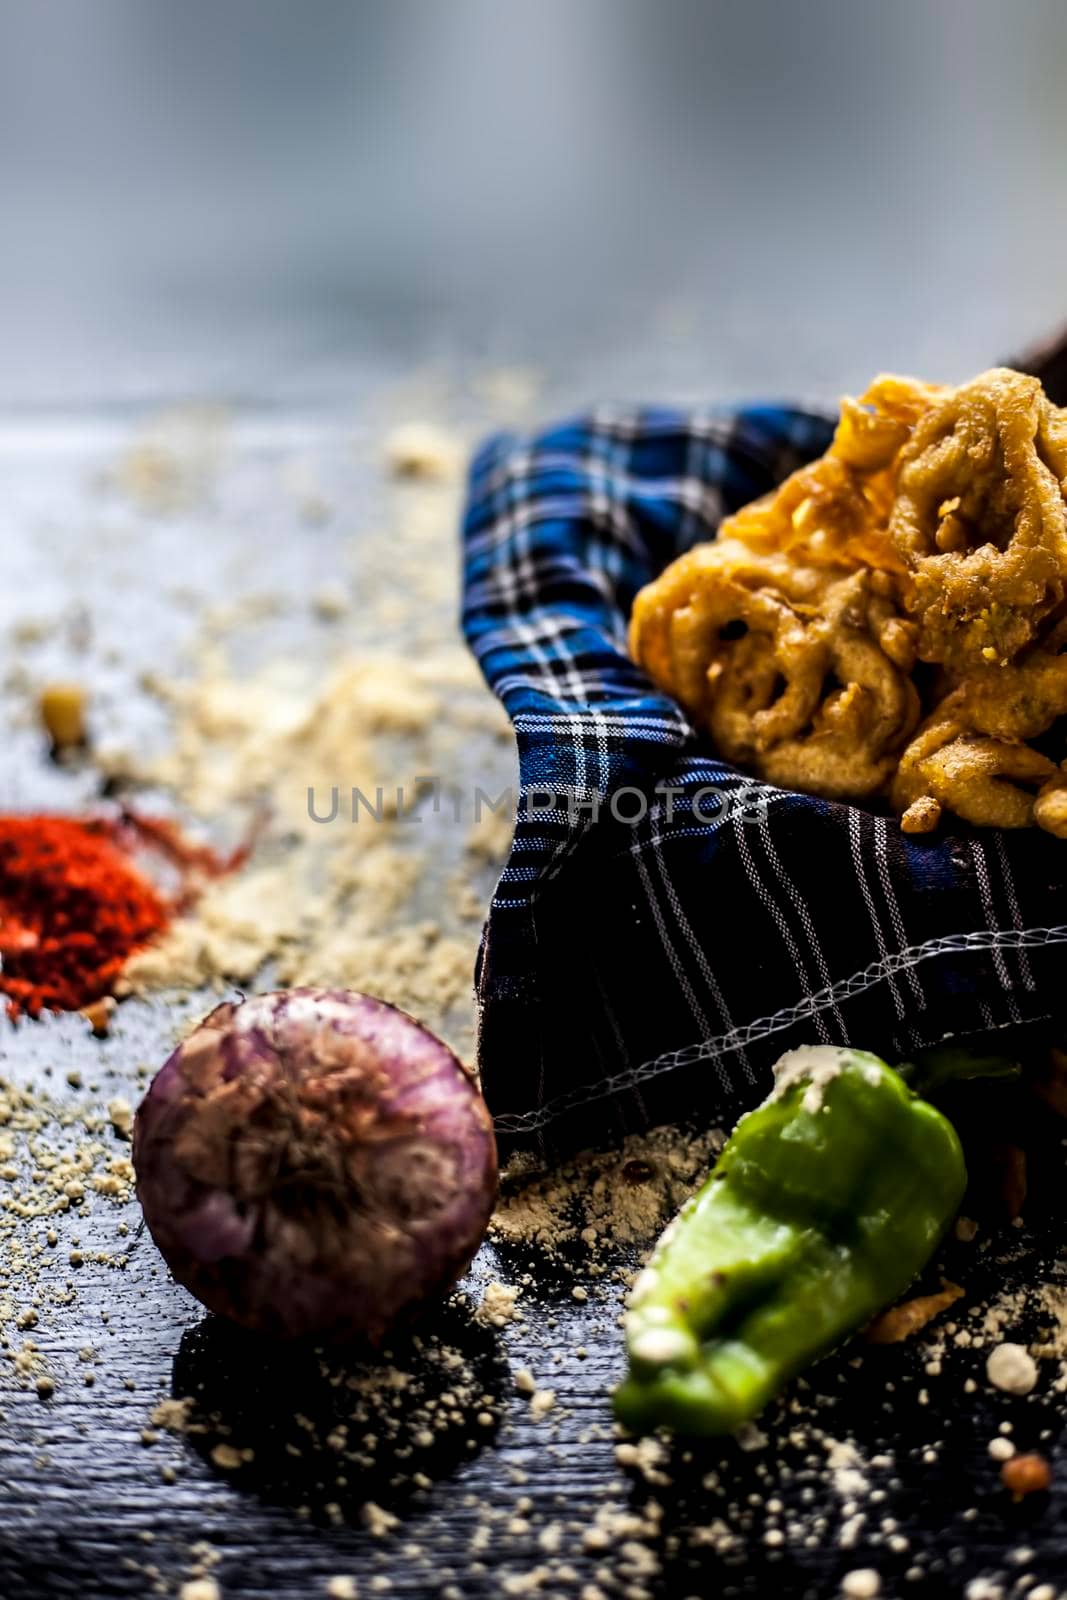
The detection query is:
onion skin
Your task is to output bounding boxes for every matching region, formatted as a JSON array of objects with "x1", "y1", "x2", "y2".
[{"x1": 133, "y1": 988, "x2": 498, "y2": 1342}]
